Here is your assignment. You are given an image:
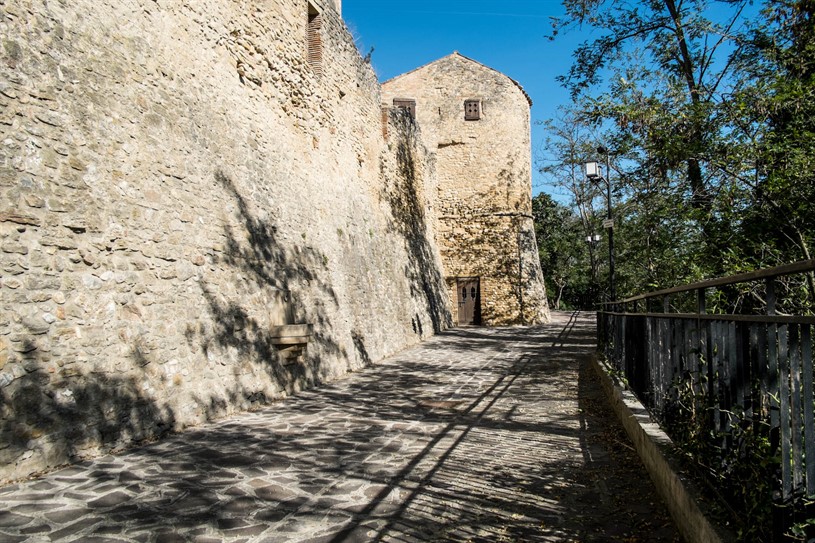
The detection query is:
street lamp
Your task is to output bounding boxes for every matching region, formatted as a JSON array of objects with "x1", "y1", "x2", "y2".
[{"x1": 584, "y1": 147, "x2": 616, "y2": 304}]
